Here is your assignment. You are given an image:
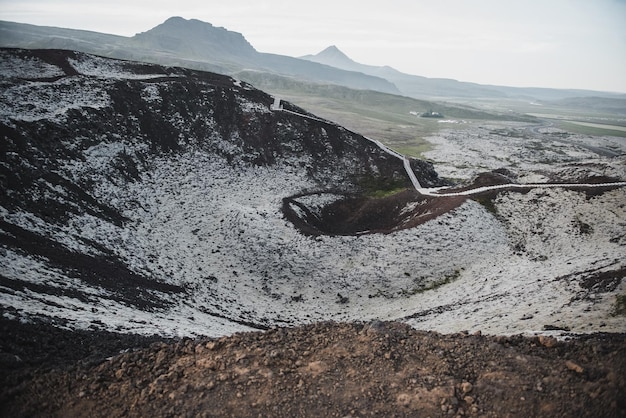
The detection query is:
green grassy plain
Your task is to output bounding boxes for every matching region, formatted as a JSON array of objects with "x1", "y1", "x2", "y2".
[
  {"x1": 239, "y1": 71, "x2": 626, "y2": 157},
  {"x1": 556, "y1": 121, "x2": 626, "y2": 137},
  {"x1": 237, "y1": 71, "x2": 539, "y2": 157}
]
